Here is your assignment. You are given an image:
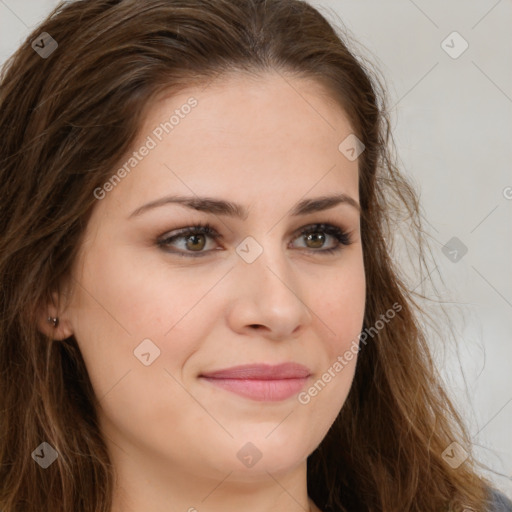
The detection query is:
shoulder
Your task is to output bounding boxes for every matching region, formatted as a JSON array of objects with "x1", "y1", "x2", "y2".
[{"x1": 486, "y1": 487, "x2": 512, "y2": 512}]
